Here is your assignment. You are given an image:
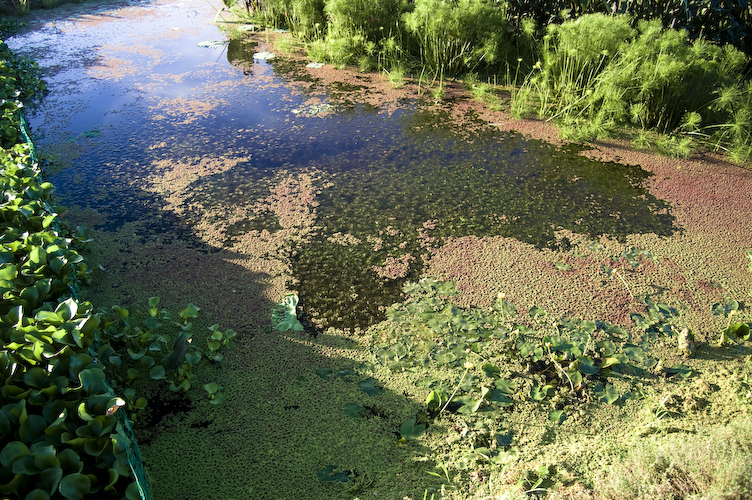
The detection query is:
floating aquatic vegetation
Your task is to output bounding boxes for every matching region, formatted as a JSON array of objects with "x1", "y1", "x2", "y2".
[
  {"x1": 291, "y1": 103, "x2": 333, "y2": 115},
  {"x1": 306, "y1": 62, "x2": 325, "y2": 68},
  {"x1": 253, "y1": 51, "x2": 276, "y2": 60},
  {"x1": 197, "y1": 40, "x2": 226, "y2": 47}
]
